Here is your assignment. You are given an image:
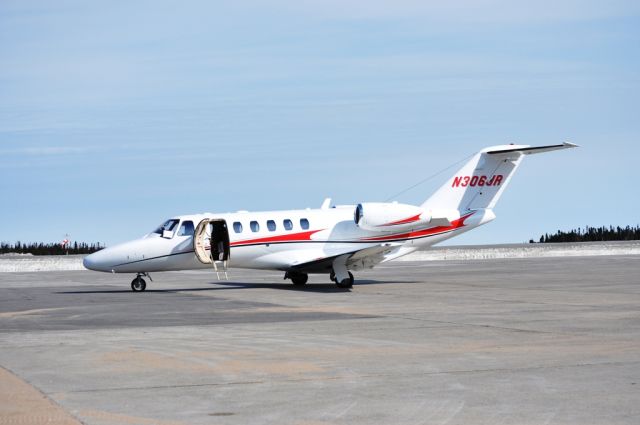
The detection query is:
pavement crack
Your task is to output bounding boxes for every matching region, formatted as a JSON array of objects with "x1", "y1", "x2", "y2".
[
  {"x1": 383, "y1": 314, "x2": 557, "y2": 334},
  {"x1": 66, "y1": 360, "x2": 640, "y2": 394}
]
